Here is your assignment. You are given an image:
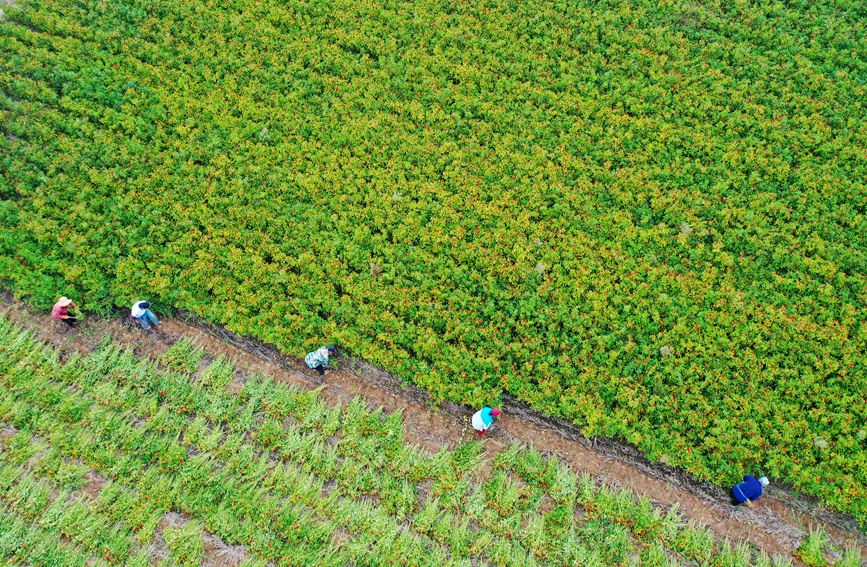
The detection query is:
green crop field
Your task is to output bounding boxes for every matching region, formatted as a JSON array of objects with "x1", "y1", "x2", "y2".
[
  {"x1": 1, "y1": 0, "x2": 866, "y2": 526},
  {"x1": 8, "y1": 314, "x2": 855, "y2": 567}
]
